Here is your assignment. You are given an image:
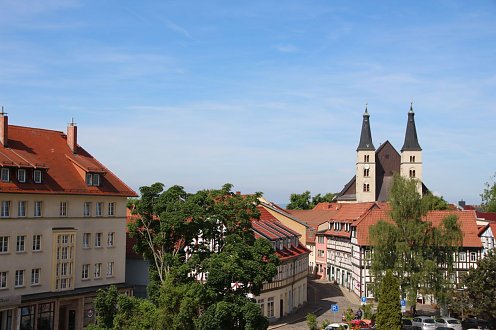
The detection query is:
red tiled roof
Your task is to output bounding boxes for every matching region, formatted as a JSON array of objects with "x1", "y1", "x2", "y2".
[
  {"x1": 476, "y1": 211, "x2": 496, "y2": 222},
  {"x1": 288, "y1": 202, "x2": 376, "y2": 227},
  {"x1": 0, "y1": 124, "x2": 137, "y2": 196},
  {"x1": 356, "y1": 209, "x2": 482, "y2": 247},
  {"x1": 478, "y1": 222, "x2": 496, "y2": 236},
  {"x1": 322, "y1": 228, "x2": 352, "y2": 238}
]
